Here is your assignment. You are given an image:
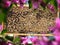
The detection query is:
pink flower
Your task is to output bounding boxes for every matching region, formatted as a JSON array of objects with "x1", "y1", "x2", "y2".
[
  {"x1": 54, "y1": 36, "x2": 60, "y2": 42},
  {"x1": 53, "y1": 29, "x2": 60, "y2": 36},
  {"x1": 0, "y1": 25, "x2": 3, "y2": 31},
  {"x1": 8, "y1": 42, "x2": 13, "y2": 45},
  {"x1": 53, "y1": 30, "x2": 60, "y2": 42},
  {"x1": 4, "y1": 1, "x2": 11, "y2": 8},
  {"x1": 32, "y1": 0, "x2": 42, "y2": 9},
  {"x1": 49, "y1": 18, "x2": 60, "y2": 42},
  {"x1": 52, "y1": 41, "x2": 58, "y2": 45},
  {"x1": 21, "y1": 36, "x2": 32, "y2": 45},
  {"x1": 30, "y1": 36, "x2": 38, "y2": 43},
  {"x1": 20, "y1": 37, "x2": 28, "y2": 43},
  {"x1": 57, "y1": 0, "x2": 60, "y2": 4},
  {"x1": 42, "y1": 36, "x2": 49, "y2": 42},
  {"x1": 30, "y1": 36, "x2": 47, "y2": 45},
  {"x1": 21, "y1": 37, "x2": 27, "y2": 41},
  {"x1": 40, "y1": 41, "x2": 47, "y2": 45},
  {"x1": 12, "y1": 0, "x2": 27, "y2": 4},
  {"x1": 57, "y1": 0, "x2": 60, "y2": 8},
  {"x1": 47, "y1": 4, "x2": 56, "y2": 13},
  {"x1": 32, "y1": 1, "x2": 39, "y2": 9},
  {"x1": 55, "y1": 18, "x2": 60, "y2": 29},
  {"x1": 49, "y1": 18, "x2": 60, "y2": 32},
  {"x1": 12, "y1": 0, "x2": 19, "y2": 4},
  {"x1": 49, "y1": 26, "x2": 56, "y2": 32},
  {"x1": 20, "y1": 36, "x2": 49, "y2": 45},
  {"x1": 21, "y1": 0, "x2": 27, "y2": 3},
  {"x1": 22, "y1": 39, "x2": 28, "y2": 44},
  {"x1": 19, "y1": 0, "x2": 27, "y2": 8}
]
